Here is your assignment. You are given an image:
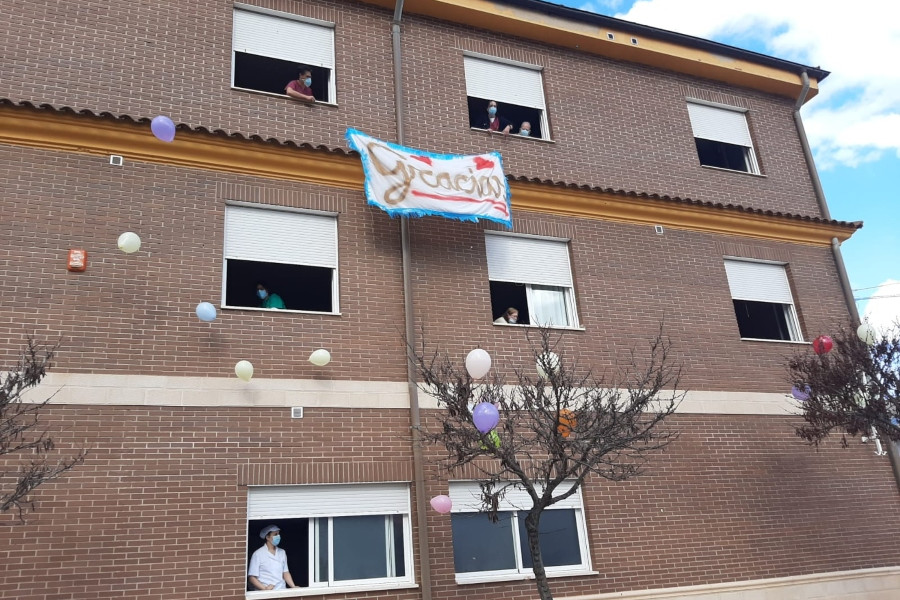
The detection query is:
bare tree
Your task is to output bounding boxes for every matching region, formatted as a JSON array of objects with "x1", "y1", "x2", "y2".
[
  {"x1": 788, "y1": 324, "x2": 900, "y2": 447},
  {"x1": 411, "y1": 327, "x2": 683, "y2": 600},
  {"x1": 1, "y1": 339, "x2": 86, "y2": 520}
]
